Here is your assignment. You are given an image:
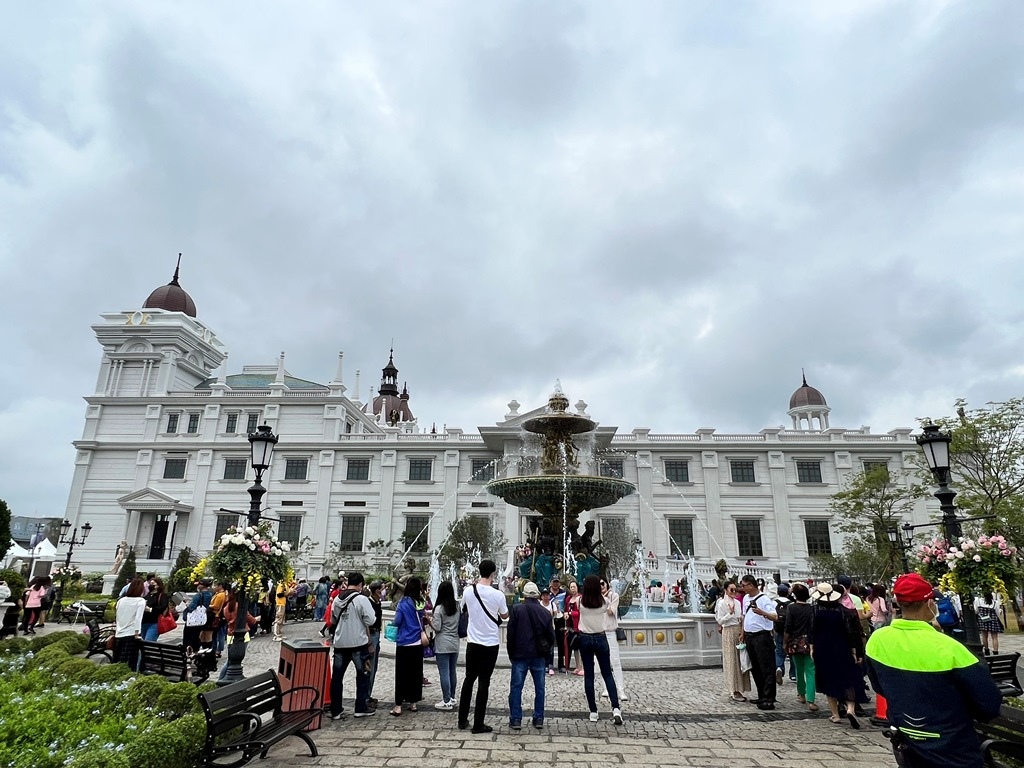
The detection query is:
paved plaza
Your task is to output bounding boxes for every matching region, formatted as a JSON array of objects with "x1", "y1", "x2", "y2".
[{"x1": 39, "y1": 614, "x2": 1021, "y2": 767}]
